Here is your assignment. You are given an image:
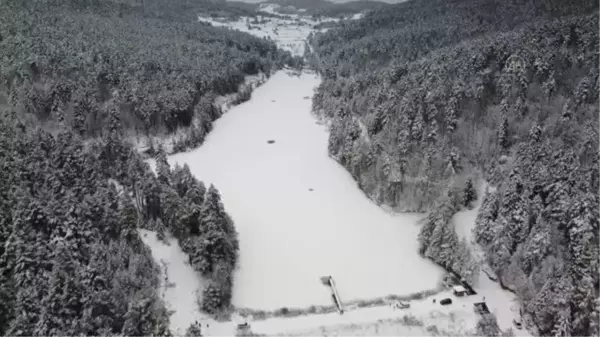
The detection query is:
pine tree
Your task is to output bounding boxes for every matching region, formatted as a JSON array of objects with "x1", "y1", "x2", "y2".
[
  {"x1": 475, "y1": 313, "x2": 502, "y2": 337},
  {"x1": 417, "y1": 211, "x2": 438, "y2": 254},
  {"x1": 155, "y1": 145, "x2": 171, "y2": 186},
  {"x1": 452, "y1": 238, "x2": 480, "y2": 284},
  {"x1": 171, "y1": 164, "x2": 193, "y2": 198},
  {"x1": 502, "y1": 328, "x2": 516, "y2": 337},
  {"x1": 445, "y1": 97, "x2": 458, "y2": 132},
  {"x1": 200, "y1": 185, "x2": 228, "y2": 234},
  {"x1": 411, "y1": 111, "x2": 424, "y2": 141},
  {"x1": 463, "y1": 178, "x2": 476, "y2": 208},
  {"x1": 488, "y1": 219, "x2": 512, "y2": 273},
  {"x1": 499, "y1": 115, "x2": 509, "y2": 150},
  {"x1": 522, "y1": 214, "x2": 551, "y2": 273},
  {"x1": 529, "y1": 123, "x2": 542, "y2": 142},
  {"x1": 552, "y1": 309, "x2": 572, "y2": 337},
  {"x1": 105, "y1": 97, "x2": 123, "y2": 162},
  {"x1": 427, "y1": 118, "x2": 439, "y2": 142},
  {"x1": 473, "y1": 190, "x2": 499, "y2": 247},
  {"x1": 185, "y1": 322, "x2": 203, "y2": 337}
]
